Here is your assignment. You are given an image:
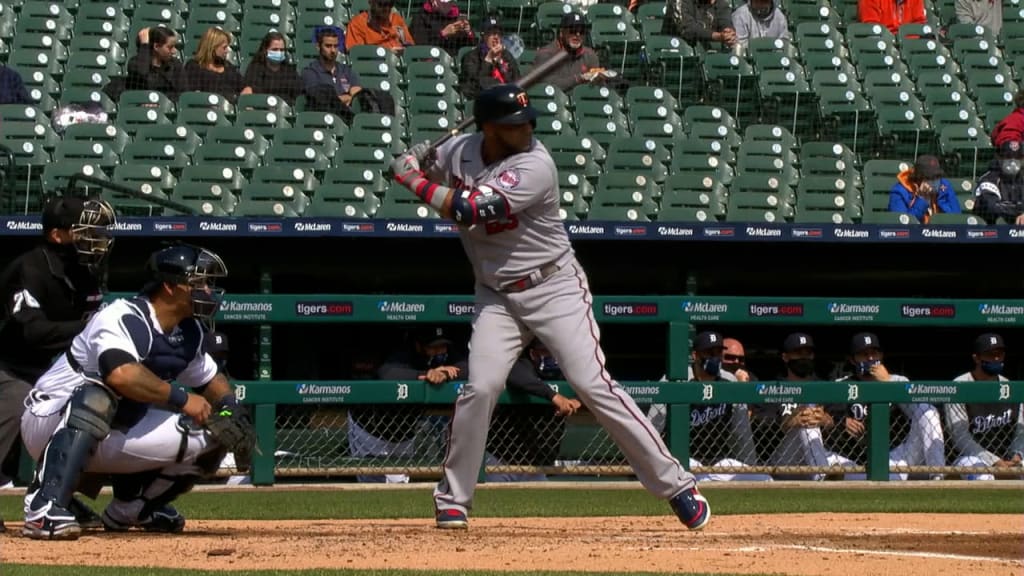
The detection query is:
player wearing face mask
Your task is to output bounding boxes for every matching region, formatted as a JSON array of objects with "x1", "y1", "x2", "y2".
[
  {"x1": 826, "y1": 333, "x2": 945, "y2": 480},
  {"x1": 946, "y1": 334, "x2": 1023, "y2": 480},
  {"x1": 973, "y1": 141, "x2": 1024, "y2": 225},
  {"x1": 730, "y1": 0, "x2": 790, "y2": 49},
  {"x1": 649, "y1": 332, "x2": 770, "y2": 482},
  {"x1": 241, "y1": 31, "x2": 304, "y2": 105},
  {"x1": 750, "y1": 333, "x2": 836, "y2": 480}
]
